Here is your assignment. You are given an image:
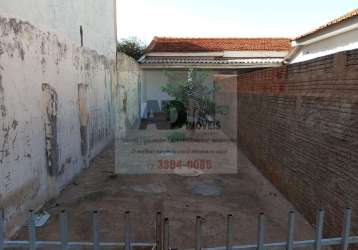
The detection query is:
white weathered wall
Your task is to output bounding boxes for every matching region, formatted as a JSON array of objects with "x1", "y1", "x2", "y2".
[
  {"x1": 0, "y1": 16, "x2": 116, "y2": 236},
  {"x1": 0, "y1": 0, "x2": 117, "y2": 59},
  {"x1": 117, "y1": 53, "x2": 142, "y2": 129},
  {"x1": 291, "y1": 28, "x2": 358, "y2": 63}
]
